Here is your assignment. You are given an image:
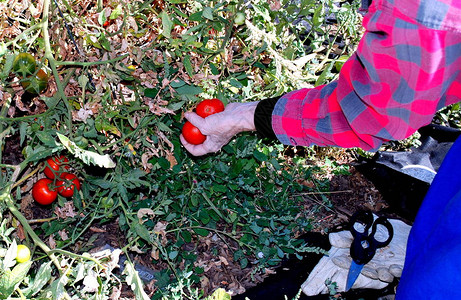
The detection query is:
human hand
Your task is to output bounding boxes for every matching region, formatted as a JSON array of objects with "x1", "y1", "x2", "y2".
[
  {"x1": 301, "y1": 217, "x2": 411, "y2": 296},
  {"x1": 180, "y1": 102, "x2": 258, "y2": 156}
]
